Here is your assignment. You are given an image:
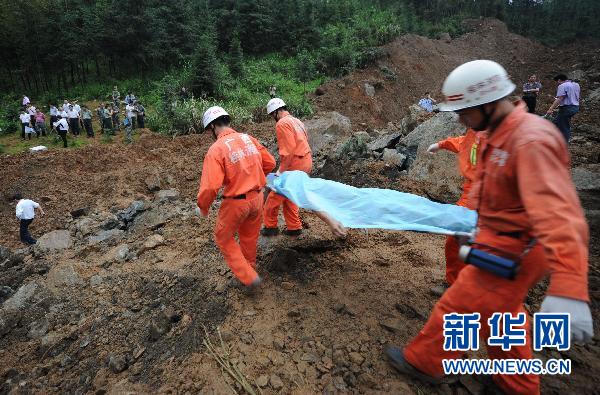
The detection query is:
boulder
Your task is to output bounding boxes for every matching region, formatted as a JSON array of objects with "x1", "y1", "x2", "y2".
[
  {"x1": 155, "y1": 189, "x2": 180, "y2": 202},
  {"x1": 36, "y1": 230, "x2": 73, "y2": 252},
  {"x1": 46, "y1": 264, "x2": 84, "y2": 291},
  {"x1": 0, "y1": 246, "x2": 23, "y2": 269},
  {"x1": 88, "y1": 229, "x2": 125, "y2": 246},
  {"x1": 572, "y1": 167, "x2": 600, "y2": 191},
  {"x1": 398, "y1": 112, "x2": 465, "y2": 202},
  {"x1": 587, "y1": 87, "x2": 600, "y2": 103},
  {"x1": 367, "y1": 131, "x2": 402, "y2": 152},
  {"x1": 382, "y1": 149, "x2": 407, "y2": 168},
  {"x1": 74, "y1": 217, "x2": 99, "y2": 237},
  {"x1": 303, "y1": 112, "x2": 352, "y2": 154},
  {"x1": 3, "y1": 282, "x2": 40, "y2": 311},
  {"x1": 102, "y1": 244, "x2": 130, "y2": 264},
  {"x1": 117, "y1": 201, "x2": 146, "y2": 224}
]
